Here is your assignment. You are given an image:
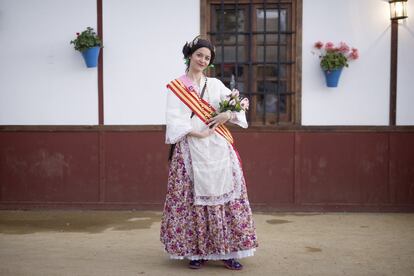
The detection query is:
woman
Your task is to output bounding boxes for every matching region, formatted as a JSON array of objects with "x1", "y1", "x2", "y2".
[{"x1": 160, "y1": 36, "x2": 258, "y2": 270}]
